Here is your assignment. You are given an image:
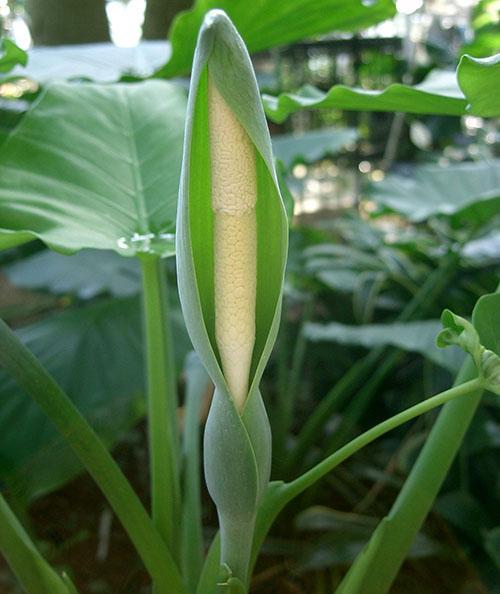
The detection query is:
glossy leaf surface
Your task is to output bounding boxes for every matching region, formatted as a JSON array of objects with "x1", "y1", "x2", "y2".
[{"x1": 0, "y1": 80, "x2": 186, "y2": 256}]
